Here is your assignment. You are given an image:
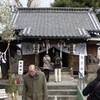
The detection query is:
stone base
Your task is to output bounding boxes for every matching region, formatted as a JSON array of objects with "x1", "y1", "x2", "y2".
[{"x1": 87, "y1": 72, "x2": 96, "y2": 83}]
